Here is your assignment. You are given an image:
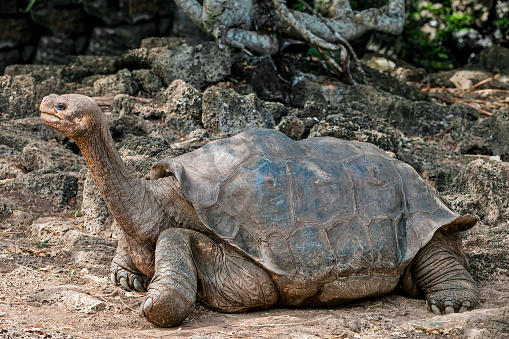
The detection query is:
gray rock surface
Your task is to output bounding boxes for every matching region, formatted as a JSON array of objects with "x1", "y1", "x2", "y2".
[
  {"x1": 21, "y1": 142, "x2": 84, "y2": 172},
  {"x1": 0, "y1": 196, "x2": 13, "y2": 222},
  {"x1": 80, "y1": 171, "x2": 111, "y2": 233},
  {"x1": 0, "y1": 75, "x2": 36, "y2": 118},
  {"x1": 93, "y1": 69, "x2": 140, "y2": 96},
  {"x1": 202, "y1": 86, "x2": 277, "y2": 136},
  {"x1": 290, "y1": 73, "x2": 348, "y2": 107},
  {"x1": 444, "y1": 159, "x2": 509, "y2": 225},
  {"x1": 152, "y1": 42, "x2": 231, "y2": 88},
  {"x1": 156, "y1": 79, "x2": 203, "y2": 133},
  {"x1": 10, "y1": 170, "x2": 79, "y2": 206},
  {"x1": 33, "y1": 285, "x2": 107, "y2": 314}
]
